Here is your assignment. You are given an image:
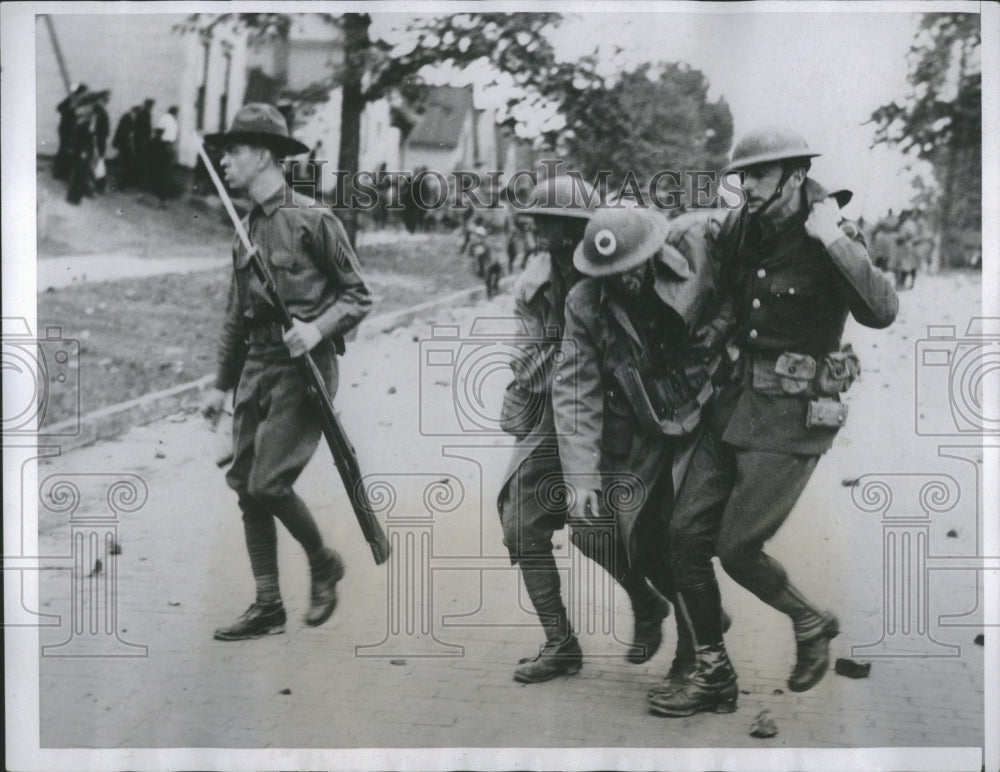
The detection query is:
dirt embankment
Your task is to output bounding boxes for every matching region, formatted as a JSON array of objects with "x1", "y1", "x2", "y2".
[{"x1": 35, "y1": 163, "x2": 496, "y2": 425}]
